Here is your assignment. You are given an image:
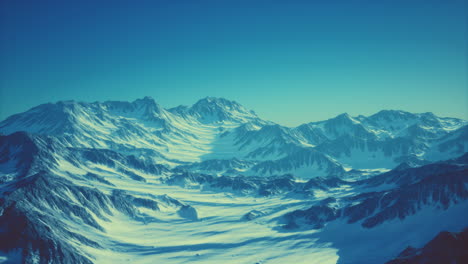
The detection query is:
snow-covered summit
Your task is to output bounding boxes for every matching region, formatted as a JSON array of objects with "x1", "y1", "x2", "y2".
[{"x1": 171, "y1": 96, "x2": 261, "y2": 124}]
